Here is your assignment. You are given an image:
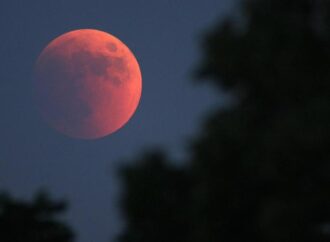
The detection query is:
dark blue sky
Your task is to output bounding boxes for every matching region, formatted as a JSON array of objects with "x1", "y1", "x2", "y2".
[{"x1": 0, "y1": 1, "x2": 235, "y2": 242}]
